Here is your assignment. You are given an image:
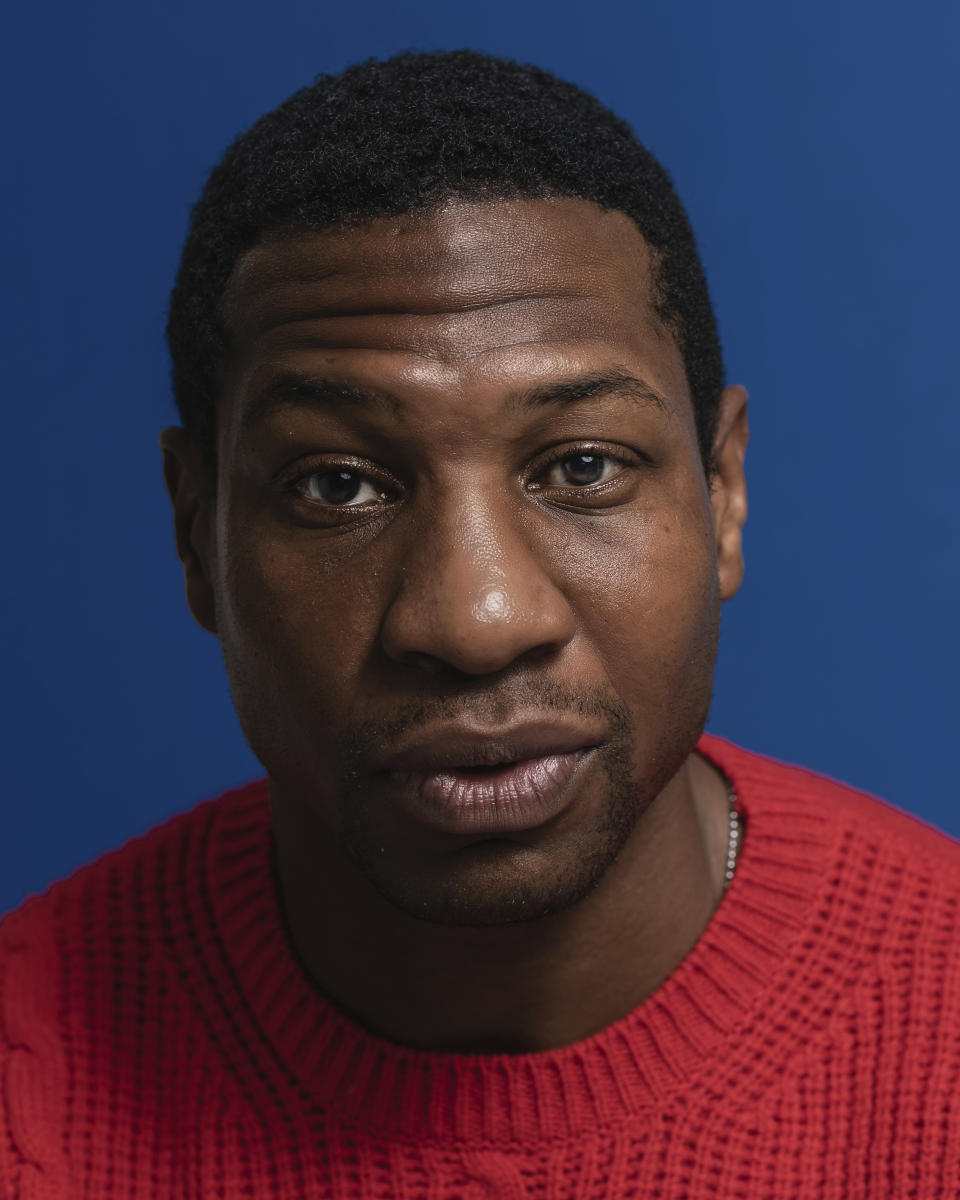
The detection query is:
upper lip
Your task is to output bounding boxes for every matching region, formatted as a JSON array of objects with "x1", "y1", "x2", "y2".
[{"x1": 376, "y1": 720, "x2": 604, "y2": 773}]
